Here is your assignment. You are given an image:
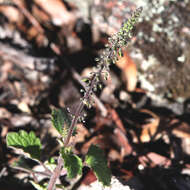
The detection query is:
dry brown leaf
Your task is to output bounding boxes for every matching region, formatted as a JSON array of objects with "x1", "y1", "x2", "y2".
[
  {"x1": 116, "y1": 50, "x2": 137, "y2": 92},
  {"x1": 0, "y1": 2, "x2": 24, "y2": 22},
  {"x1": 109, "y1": 107, "x2": 126, "y2": 133},
  {"x1": 17, "y1": 101, "x2": 31, "y2": 113},
  {"x1": 108, "y1": 149, "x2": 121, "y2": 161},
  {"x1": 0, "y1": 61, "x2": 12, "y2": 82},
  {"x1": 168, "y1": 119, "x2": 190, "y2": 155},
  {"x1": 74, "y1": 124, "x2": 90, "y2": 143},
  {"x1": 171, "y1": 120, "x2": 190, "y2": 139},
  {"x1": 140, "y1": 109, "x2": 160, "y2": 142},
  {"x1": 32, "y1": 4, "x2": 50, "y2": 24},
  {"x1": 119, "y1": 168, "x2": 134, "y2": 181},
  {"x1": 34, "y1": 0, "x2": 75, "y2": 26},
  {"x1": 81, "y1": 170, "x2": 97, "y2": 186},
  {"x1": 139, "y1": 152, "x2": 171, "y2": 168},
  {"x1": 81, "y1": 133, "x2": 111, "y2": 155}
]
